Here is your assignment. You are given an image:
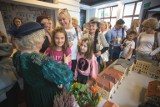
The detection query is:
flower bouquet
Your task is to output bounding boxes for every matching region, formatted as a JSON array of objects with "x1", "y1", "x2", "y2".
[
  {"x1": 69, "y1": 82, "x2": 102, "y2": 107},
  {"x1": 53, "y1": 89, "x2": 79, "y2": 107}
]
